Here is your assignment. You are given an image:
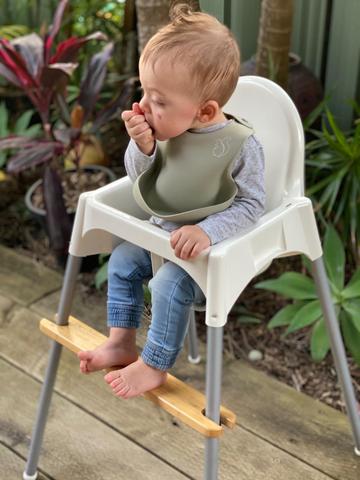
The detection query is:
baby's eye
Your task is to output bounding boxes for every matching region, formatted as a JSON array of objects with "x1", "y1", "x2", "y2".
[{"x1": 154, "y1": 99, "x2": 165, "y2": 107}]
